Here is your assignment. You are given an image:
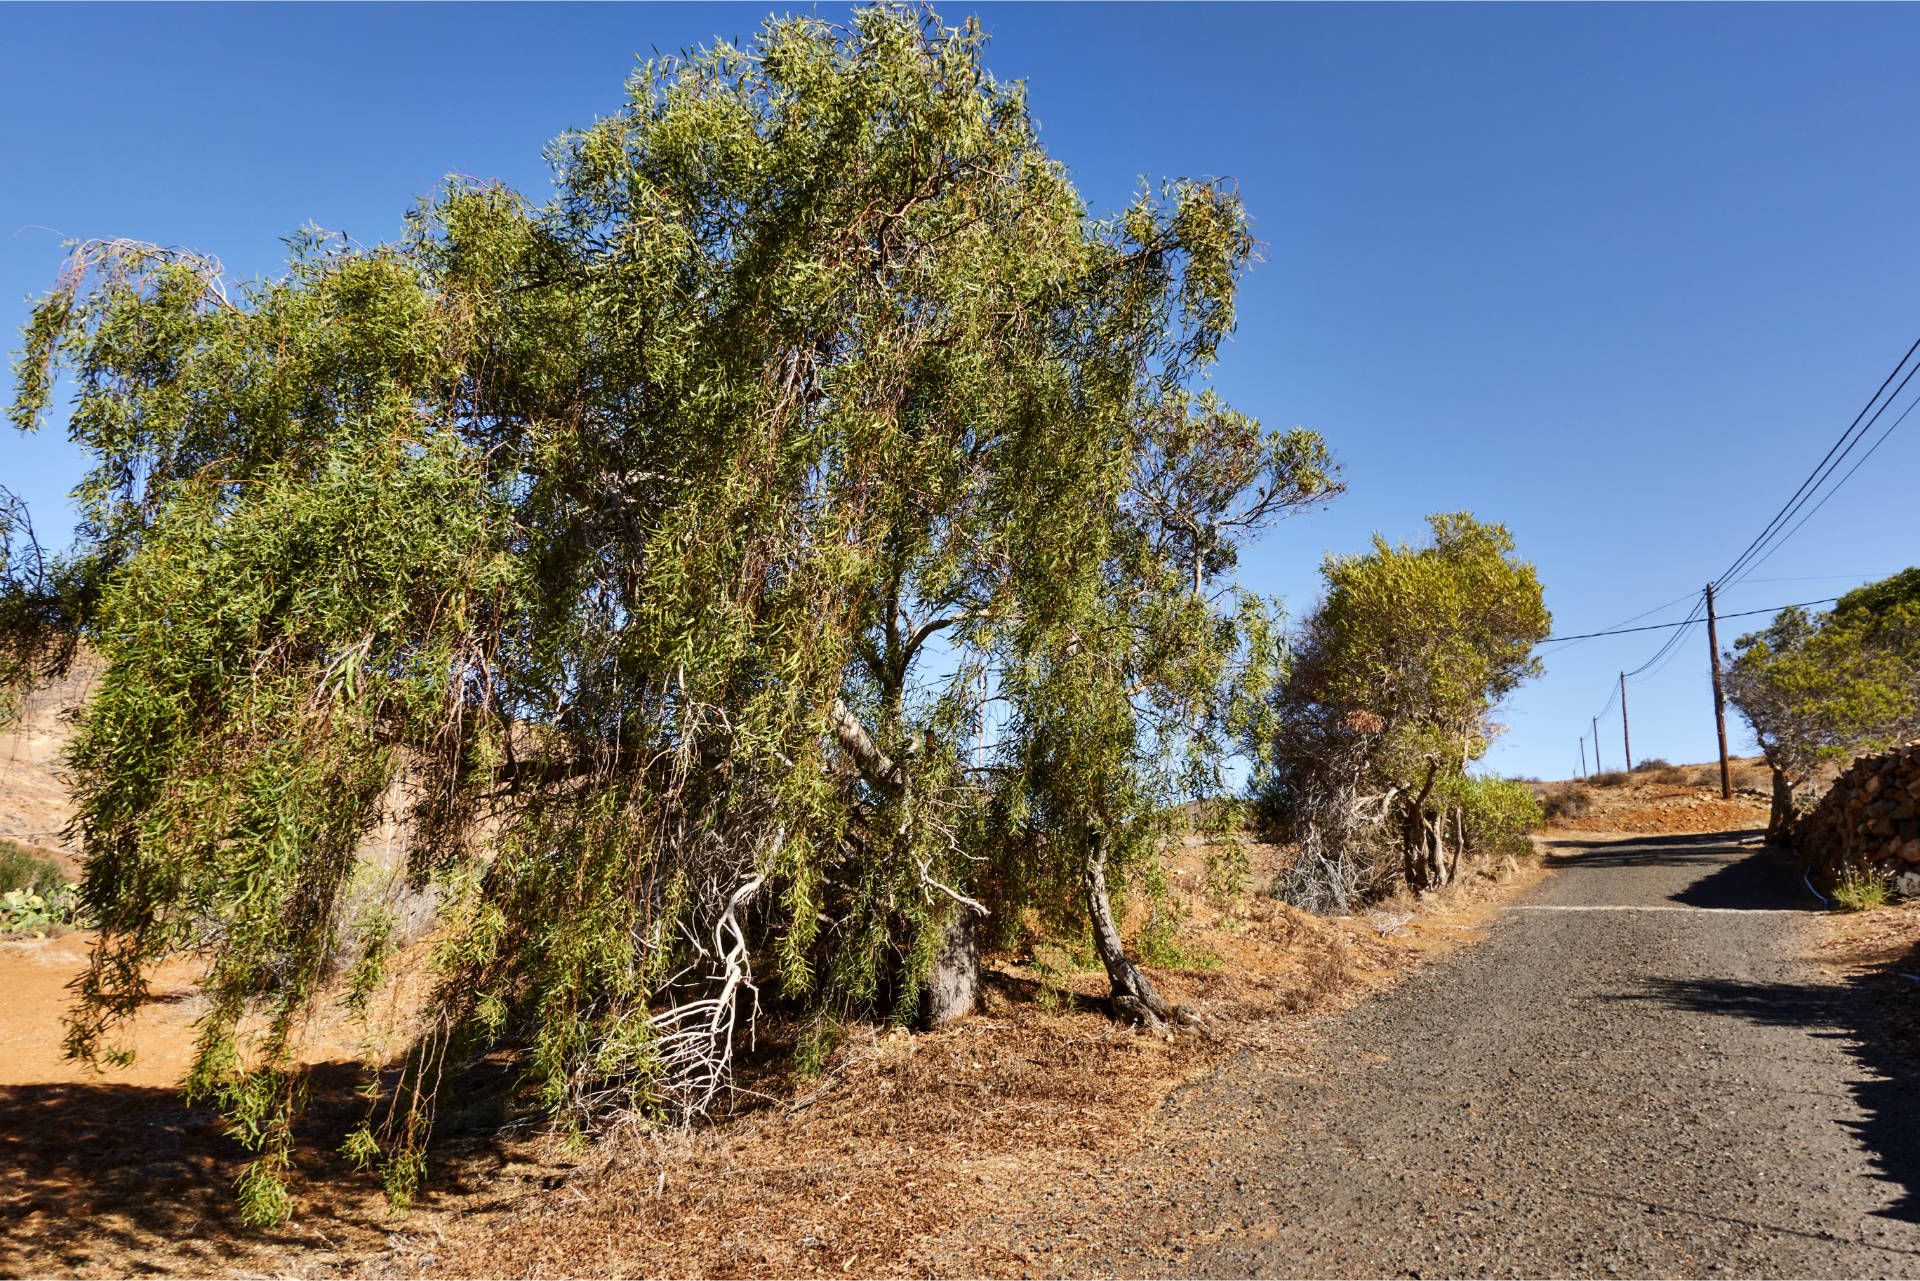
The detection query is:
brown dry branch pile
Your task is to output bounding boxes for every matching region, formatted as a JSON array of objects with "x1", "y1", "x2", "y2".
[{"x1": 1796, "y1": 742, "x2": 1920, "y2": 892}]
